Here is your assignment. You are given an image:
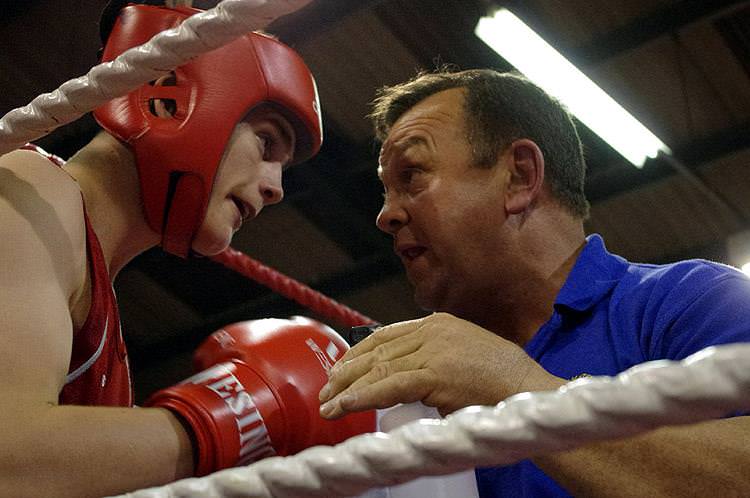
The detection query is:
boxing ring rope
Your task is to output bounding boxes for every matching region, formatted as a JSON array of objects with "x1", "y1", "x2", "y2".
[
  {"x1": 110, "y1": 343, "x2": 750, "y2": 497},
  {"x1": 210, "y1": 248, "x2": 375, "y2": 328},
  {"x1": 0, "y1": 0, "x2": 304, "y2": 155},
  {"x1": 3, "y1": 2, "x2": 750, "y2": 497}
]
